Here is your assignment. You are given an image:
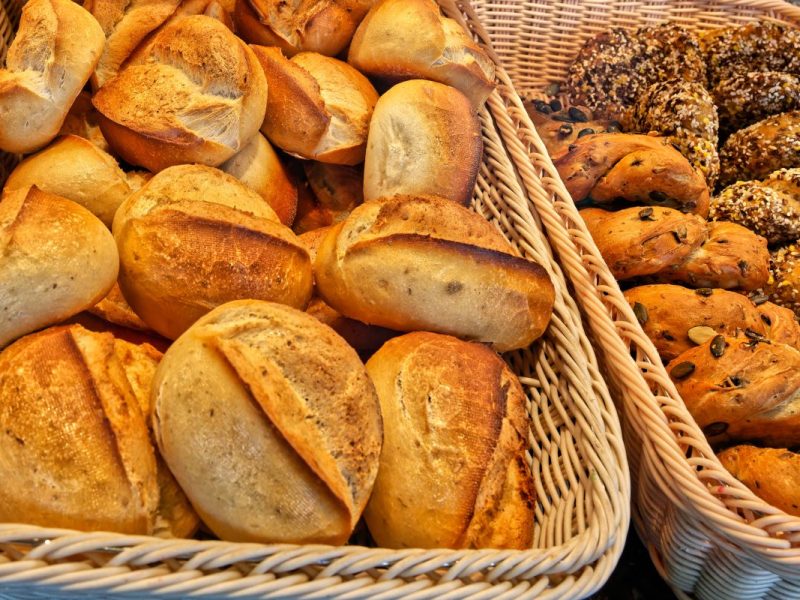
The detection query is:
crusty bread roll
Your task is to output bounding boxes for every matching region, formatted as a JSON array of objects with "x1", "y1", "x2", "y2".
[
  {"x1": 4, "y1": 135, "x2": 134, "y2": 227},
  {"x1": 235, "y1": 0, "x2": 373, "y2": 56},
  {"x1": 0, "y1": 187, "x2": 118, "y2": 348},
  {"x1": 757, "y1": 301, "x2": 800, "y2": 350},
  {"x1": 113, "y1": 165, "x2": 313, "y2": 340},
  {"x1": 348, "y1": 0, "x2": 495, "y2": 108},
  {"x1": 0, "y1": 0, "x2": 105, "y2": 154},
  {"x1": 219, "y1": 133, "x2": 297, "y2": 226},
  {"x1": 152, "y1": 300, "x2": 383, "y2": 543},
  {"x1": 93, "y1": 16, "x2": 267, "y2": 172},
  {"x1": 718, "y1": 446, "x2": 800, "y2": 517},
  {"x1": 363, "y1": 80, "x2": 482, "y2": 205},
  {"x1": 89, "y1": 282, "x2": 152, "y2": 331},
  {"x1": 293, "y1": 162, "x2": 363, "y2": 233},
  {"x1": 314, "y1": 195, "x2": 555, "y2": 352},
  {"x1": 364, "y1": 332, "x2": 534, "y2": 549},
  {"x1": 58, "y1": 91, "x2": 110, "y2": 152},
  {"x1": 252, "y1": 46, "x2": 378, "y2": 165},
  {"x1": 84, "y1": 0, "x2": 181, "y2": 89}
]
